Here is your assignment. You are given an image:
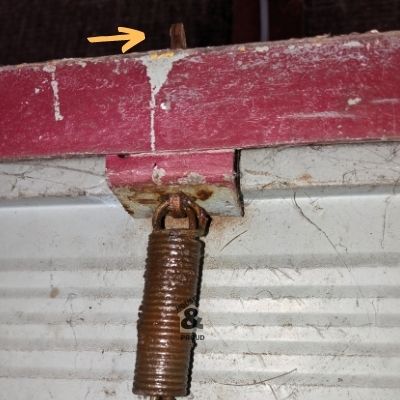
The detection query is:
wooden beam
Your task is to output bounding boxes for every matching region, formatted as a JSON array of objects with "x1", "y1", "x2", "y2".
[
  {"x1": 1, "y1": 31, "x2": 399, "y2": 160},
  {"x1": 106, "y1": 151, "x2": 241, "y2": 216}
]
